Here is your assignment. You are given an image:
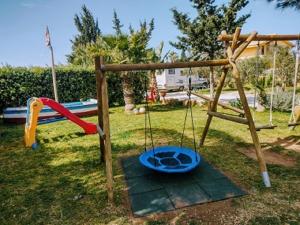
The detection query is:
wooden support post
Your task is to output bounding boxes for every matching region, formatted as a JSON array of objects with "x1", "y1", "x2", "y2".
[
  {"x1": 231, "y1": 27, "x2": 241, "y2": 51},
  {"x1": 232, "y1": 64, "x2": 270, "y2": 187},
  {"x1": 95, "y1": 57, "x2": 105, "y2": 163},
  {"x1": 227, "y1": 34, "x2": 271, "y2": 186},
  {"x1": 232, "y1": 31, "x2": 258, "y2": 60},
  {"x1": 199, "y1": 30, "x2": 238, "y2": 147},
  {"x1": 199, "y1": 67, "x2": 228, "y2": 146},
  {"x1": 96, "y1": 56, "x2": 114, "y2": 202}
]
